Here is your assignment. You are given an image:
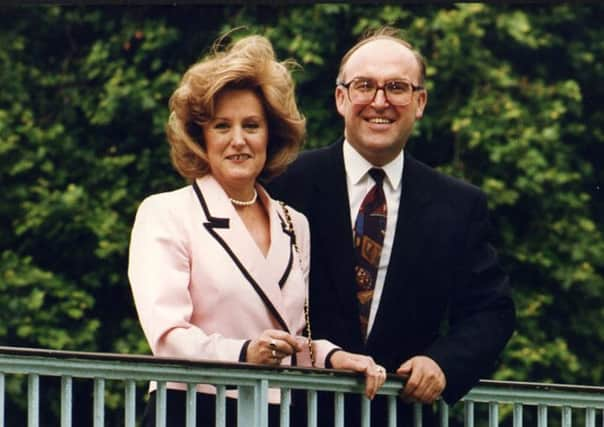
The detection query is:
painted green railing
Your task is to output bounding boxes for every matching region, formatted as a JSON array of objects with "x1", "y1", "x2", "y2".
[{"x1": 0, "y1": 346, "x2": 602, "y2": 426}]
